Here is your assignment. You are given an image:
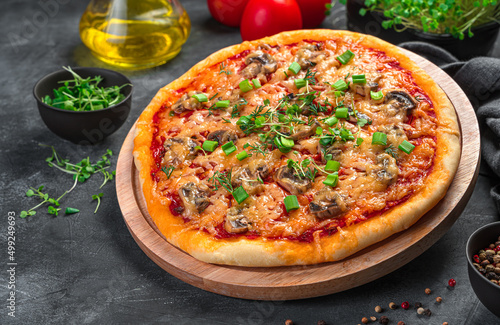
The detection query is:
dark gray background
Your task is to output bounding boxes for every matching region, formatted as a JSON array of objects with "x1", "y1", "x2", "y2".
[{"x1": 1, "y1": 0, "x2": 499, "y2": 324}]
